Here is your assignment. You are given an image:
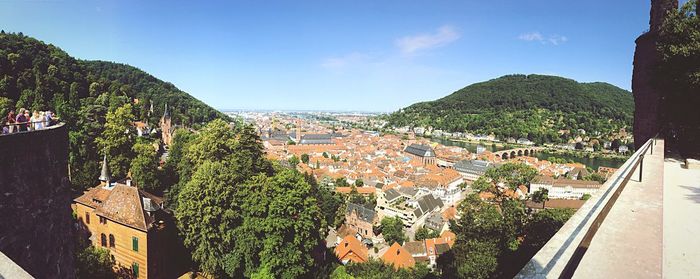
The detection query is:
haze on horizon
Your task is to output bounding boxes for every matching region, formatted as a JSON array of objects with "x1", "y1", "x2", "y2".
[{"x1": 1, "y1": 1, "x2": 653, "y2": 112}]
